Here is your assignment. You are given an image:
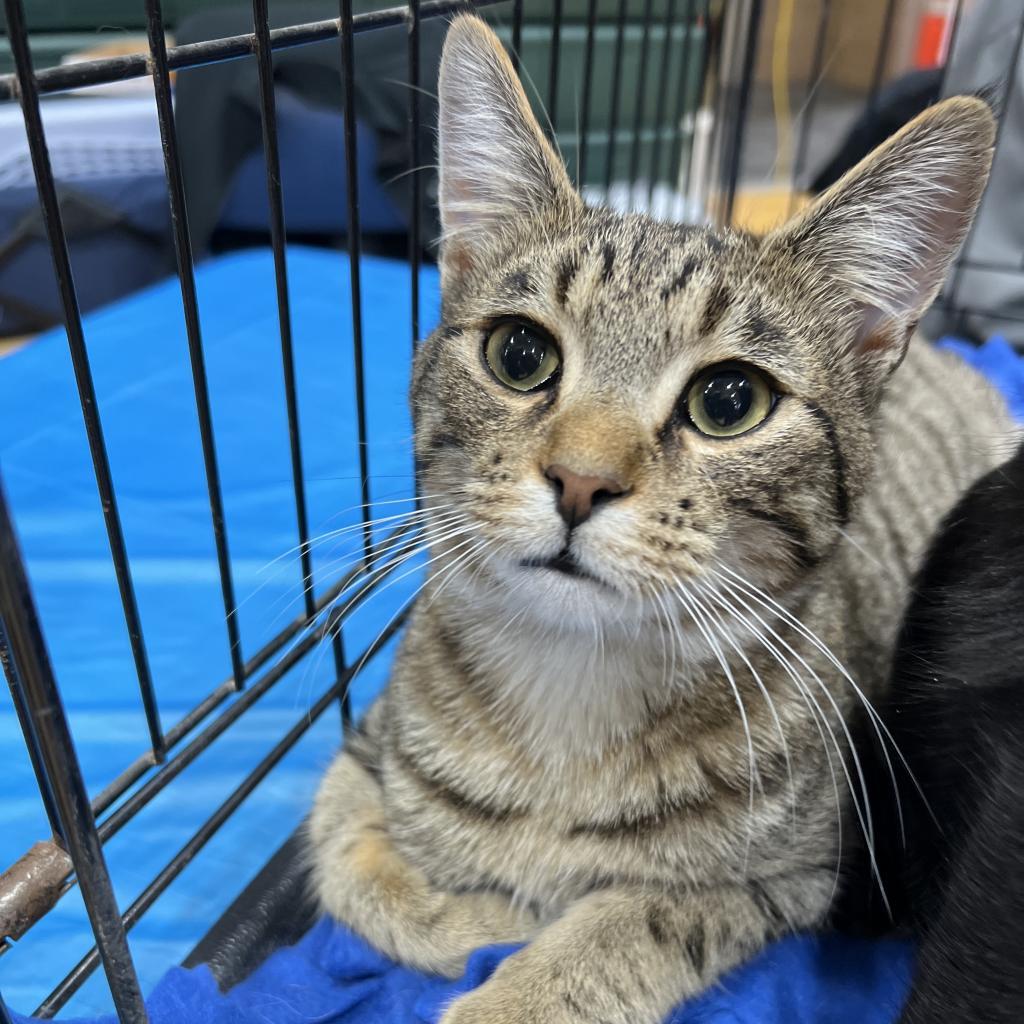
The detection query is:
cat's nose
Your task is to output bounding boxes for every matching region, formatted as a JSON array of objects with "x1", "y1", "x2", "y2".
[{"x1": 543, "y1": 463, "x2": 630, "y2": 528}]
